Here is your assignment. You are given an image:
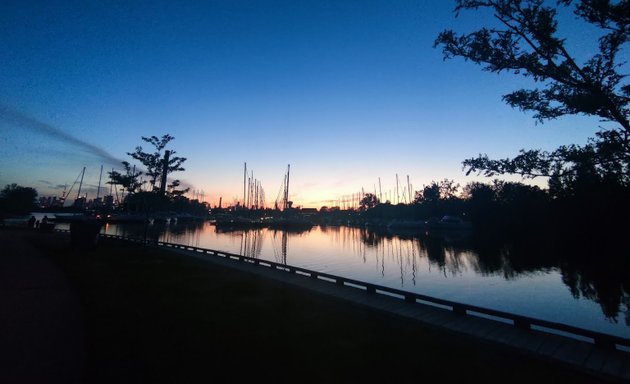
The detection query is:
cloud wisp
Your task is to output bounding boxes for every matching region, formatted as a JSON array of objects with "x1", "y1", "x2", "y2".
[{"x1": 0, "y1": 104, "x2": 123, "y2": 166}]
